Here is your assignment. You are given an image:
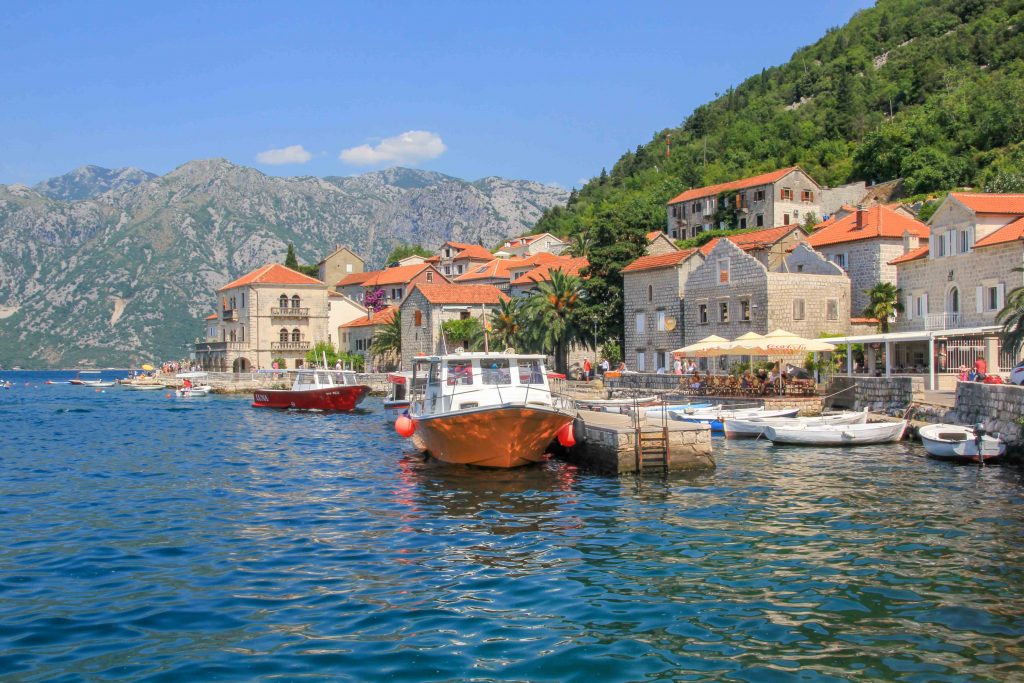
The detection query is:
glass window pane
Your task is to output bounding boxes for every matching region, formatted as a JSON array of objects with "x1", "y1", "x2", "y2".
[
  {"x1": 446, "y1": 361, "x2": 474, "y2": 385},
  {"x1": 518, "y1": 360, "x2": 545, "y2": 384},
  {"x1": 481, "y1": 358, "x2": 511, "y2": 385}
]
